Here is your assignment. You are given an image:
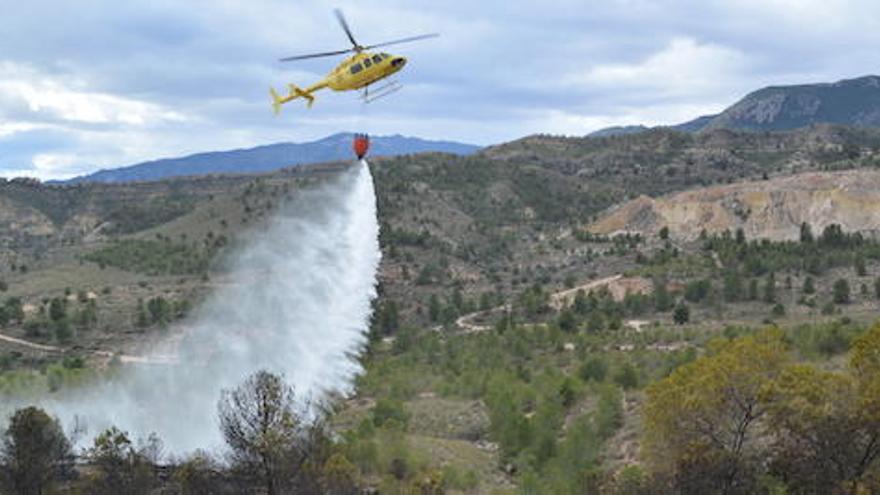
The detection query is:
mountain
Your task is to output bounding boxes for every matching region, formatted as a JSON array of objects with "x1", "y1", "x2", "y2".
[
  {"x1": 587, "y1": 75, "x2": 880, "y2": 137},
  {"x1": 671, "y1": 114, "x2": 716, "y2": 132},
  {"x1": 63, "y1": 133, "x2": 479, "y2": 184},
  {"x1": 701, "y1": 75, "x2": 880, "y2": 132}
]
